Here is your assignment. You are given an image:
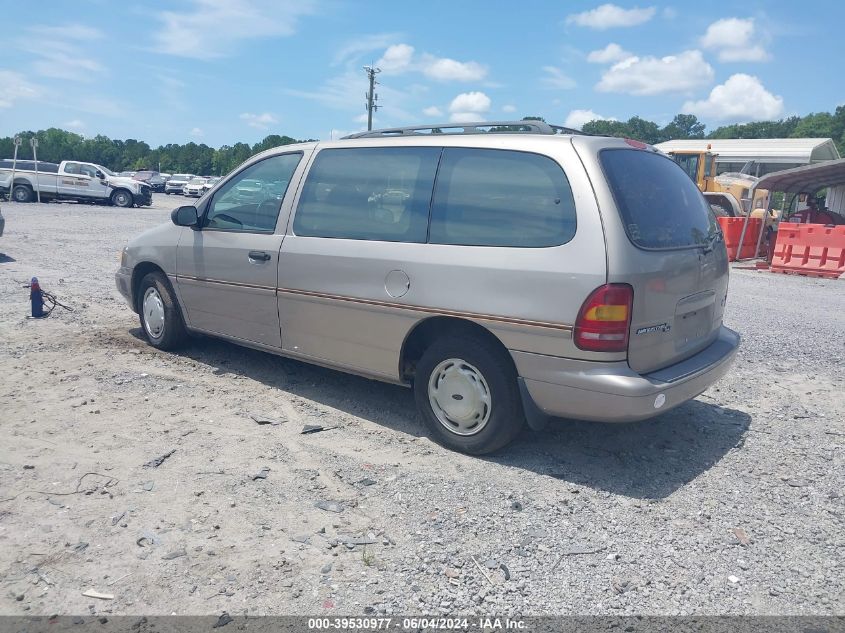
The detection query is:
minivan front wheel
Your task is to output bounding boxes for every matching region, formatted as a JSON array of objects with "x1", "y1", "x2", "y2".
[
  {"x1": 414, "y1": 334, "x2": 525, "y2": 454},
  {"x1": 137, "y1": 271, "x2": 188, "y2": 350}
]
